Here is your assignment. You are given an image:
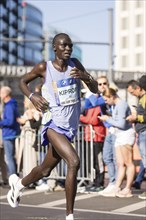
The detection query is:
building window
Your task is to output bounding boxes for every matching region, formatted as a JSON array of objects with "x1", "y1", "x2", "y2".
[
  {"x1": 9, "y1": 0, "x2": 17, "y2": 10},
  {"x1": 121, "y1": 17, "x2": 128, "y2": 30},
  {"x1": 121, "y1": 55, "x2": 128, "y2": 68},
  {"x1": 135, "y1": 53, "x2": 142, "y2": 66},
  {"x1": 9, "y1": 42, "x2": 16, "y2": 52},
  {"x1": 135, "y1": 34, "x2": 142, "y2": 47},
  {"x1": 17, "y1": 45, "x2": 24, "y2": 58},
  {"x1": 9, "y1": 54, "x2": 16, "y2": 64},
  {"x1": 24, "y1": 47, "x2": 33, "y2": 60},
  {"x1": 0, "y1": 20, "x2": 7, "y2": 33},
  {"x1": 121, "y1": 36, "x2": 128, "y2": 48},
  {"x1": 1, "y1": 50, "x2": 7, "y2": 60},
  {"x1": 9, "y1": 12, "x2": 17, "y2": 25},
  {"x1": 17, "y1": 58, "x2": 24, "y2": 65},
  {"x1": 0, "y1": 4, "x2": 7, "y2": 17},
  {"x1": 9, "y1": 26, "x2": 16, "y2": 37},
  {"x1": 121, "y1": 1, "x2": 128, "y2": 11},
  {"x1": 136, "y1": 14, "x2": 142, "y2": 27},
  {"x1": 136, "y1": 0, "x2": 142, "y2": 8}
]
